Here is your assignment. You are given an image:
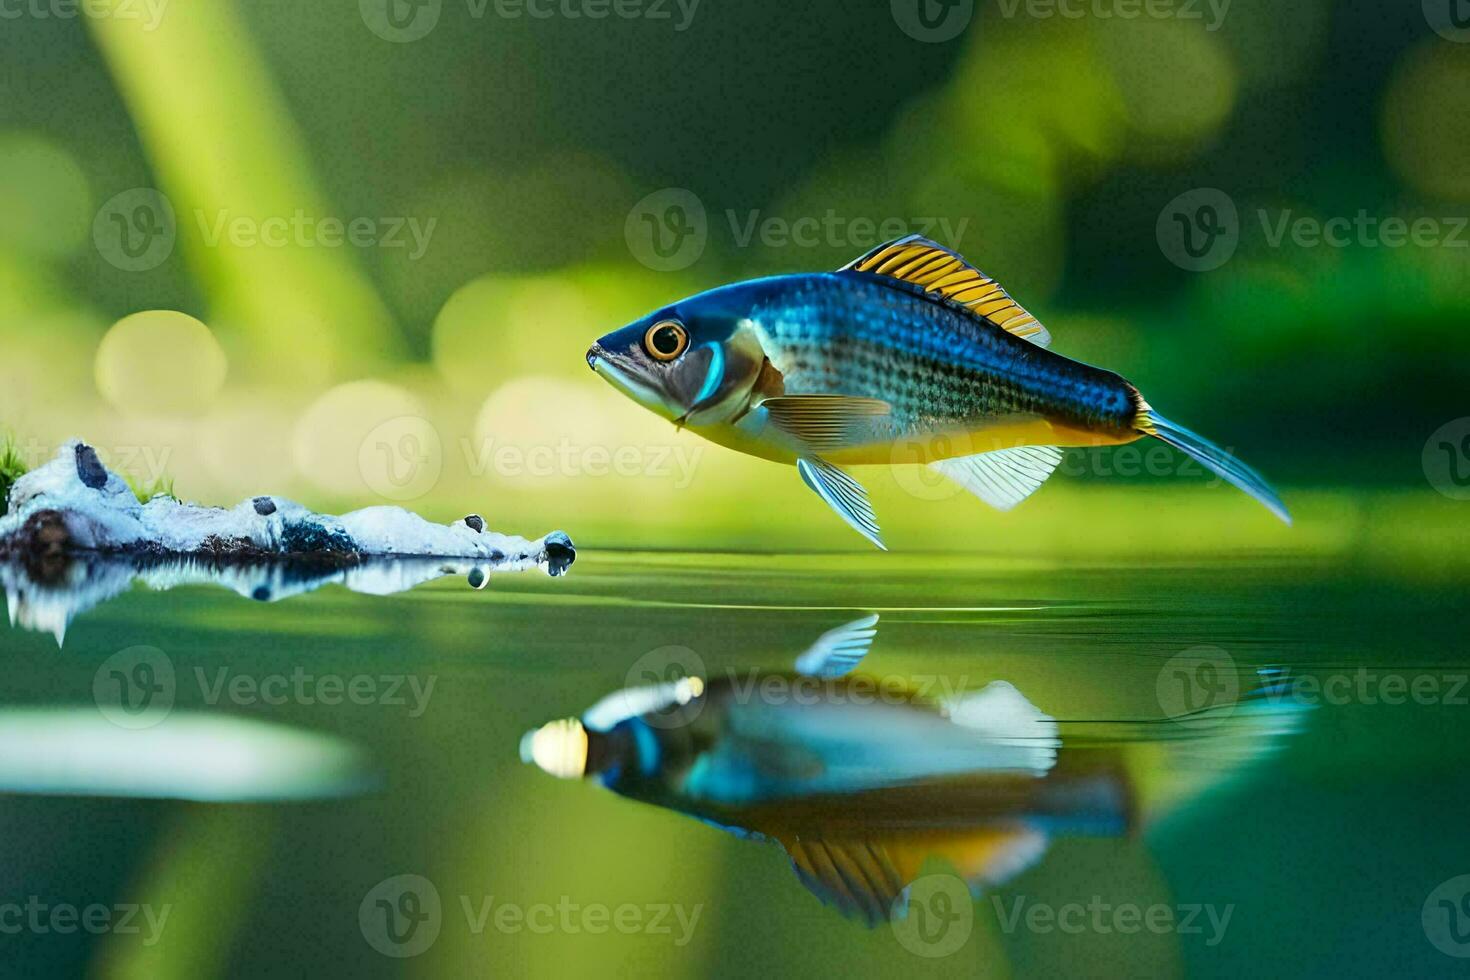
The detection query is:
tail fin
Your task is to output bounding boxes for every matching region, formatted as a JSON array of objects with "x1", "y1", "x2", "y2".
[{"x1": 1141, "y1": 411, "x2": 1291, "y2": 525}]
